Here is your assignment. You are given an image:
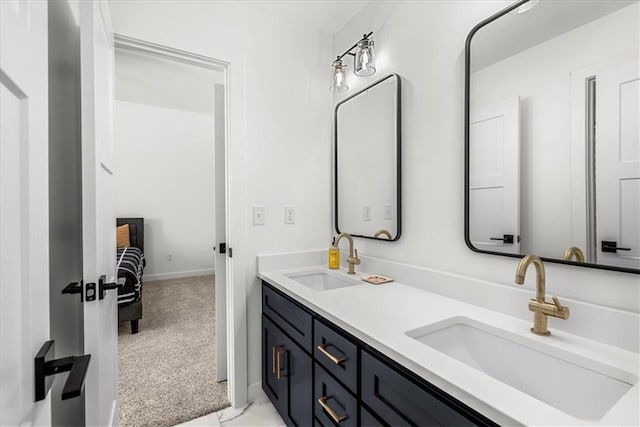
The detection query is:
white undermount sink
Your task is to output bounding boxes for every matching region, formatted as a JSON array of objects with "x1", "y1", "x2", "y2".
[
  {"x1": 406, "y1": 317, "x2": 637, "y2": 421},
  {"x1": 286, "y1": 270, "x2": 361, "y2": 291}
]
